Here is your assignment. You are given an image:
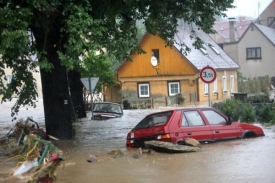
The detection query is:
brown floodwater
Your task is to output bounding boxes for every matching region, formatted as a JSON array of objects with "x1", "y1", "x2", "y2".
[{"x1": 1, "y1": 107, "x2": 275, "y2": 183}]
